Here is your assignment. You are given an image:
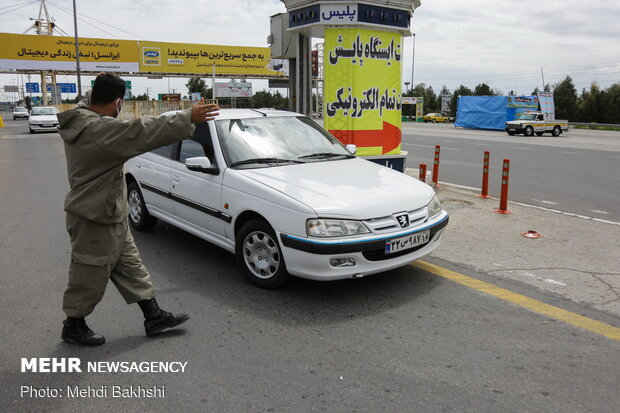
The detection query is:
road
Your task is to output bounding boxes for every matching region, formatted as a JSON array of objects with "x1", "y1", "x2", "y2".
[
  {"x1": 1, "y1": 117, "x2": 618, "y2": 412},
  {"x1": 402, "y1": 123, "x2": 620, "y2": 222}
]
